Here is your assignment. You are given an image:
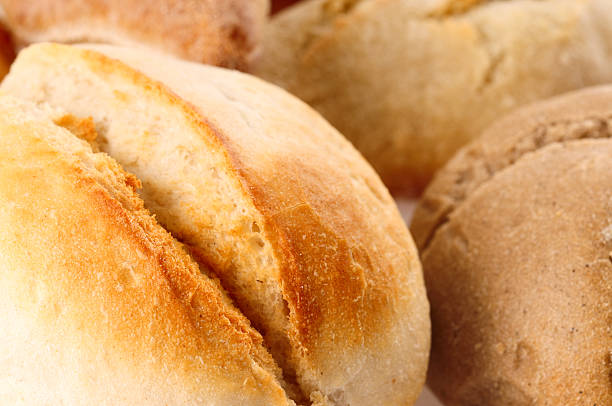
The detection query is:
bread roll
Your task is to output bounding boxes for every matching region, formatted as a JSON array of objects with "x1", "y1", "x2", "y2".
[
  {"x1": 411, "y1": 86, "x2": 612, "y2": 405},
  {"x1": 2, "y1": 43, "x2": 430, "y2": 405},
  {"x1": 0, "y1": 94, "x2": 292, "y2": 405},
  {"x1": 257, "y1": 0, "x2": 612, "y2": 193},
  {"x1": 0, "y1": 0, "x2": 269, "y2": 70}
]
